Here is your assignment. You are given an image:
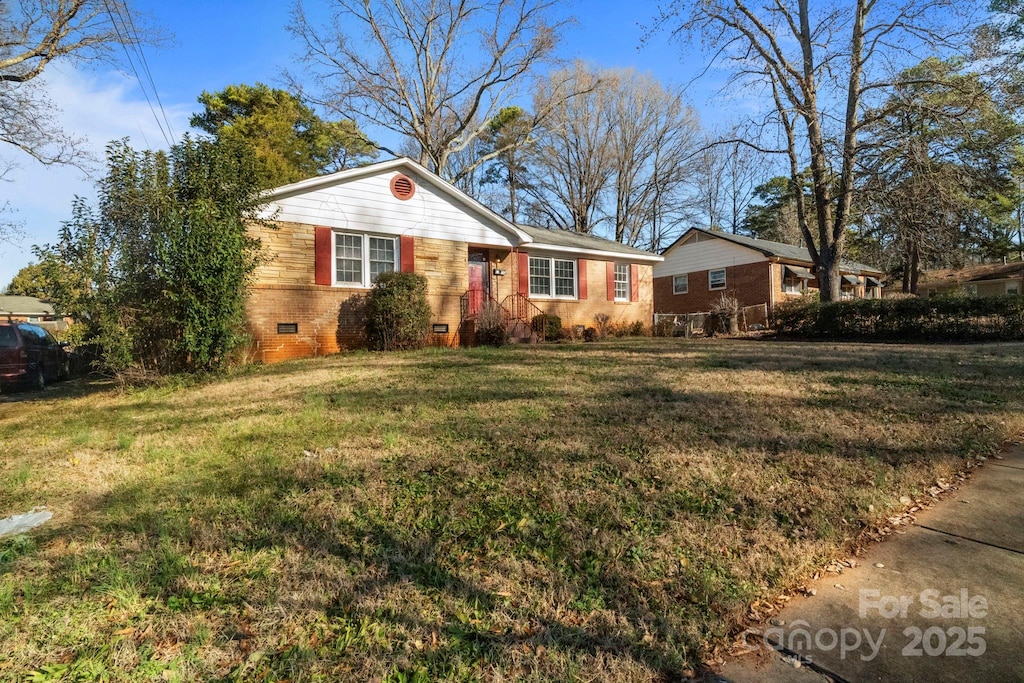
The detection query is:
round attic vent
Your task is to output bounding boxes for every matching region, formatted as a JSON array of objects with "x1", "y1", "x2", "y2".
[{"x1": 390, "y1": 174, "x2": 416, "y2": 200}]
